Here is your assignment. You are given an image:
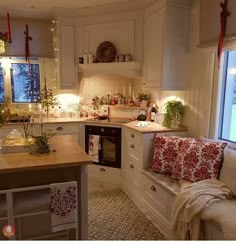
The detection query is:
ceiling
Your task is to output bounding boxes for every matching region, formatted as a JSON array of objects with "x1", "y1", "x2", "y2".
[{"x1": 0, "y1": 0, "x2": 131, "y2": 19}]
